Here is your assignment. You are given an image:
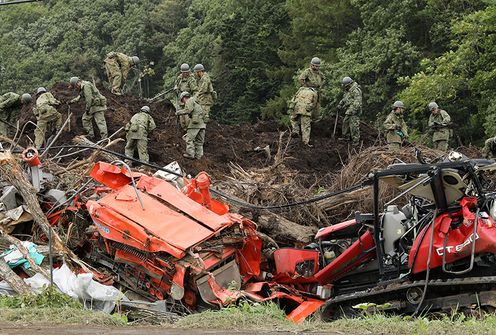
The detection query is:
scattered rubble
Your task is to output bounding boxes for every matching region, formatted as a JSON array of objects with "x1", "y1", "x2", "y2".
[{"x1": 0, "y1": 83, "x2": 491, "y2": 324}]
